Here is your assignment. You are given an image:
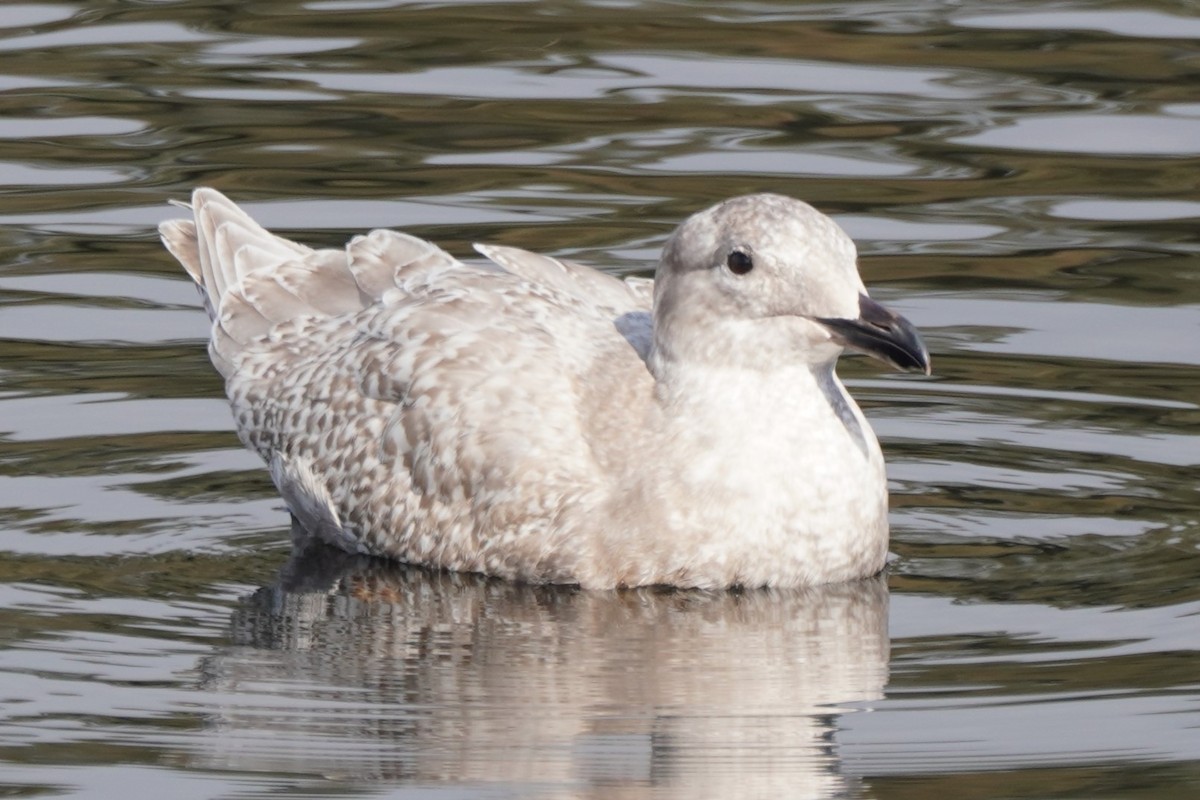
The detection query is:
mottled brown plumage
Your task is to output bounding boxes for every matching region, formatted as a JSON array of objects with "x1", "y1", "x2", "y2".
[{"x1": 161, "y1": 188, "x2": 928, "y2": 588}]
